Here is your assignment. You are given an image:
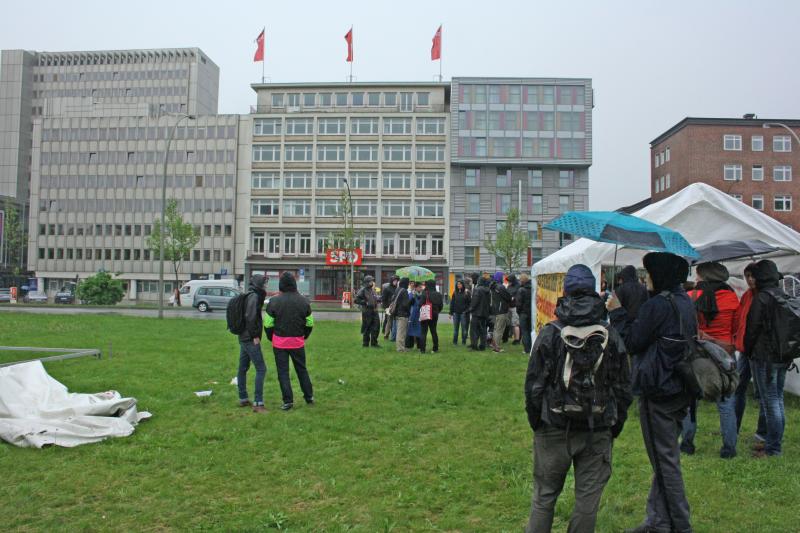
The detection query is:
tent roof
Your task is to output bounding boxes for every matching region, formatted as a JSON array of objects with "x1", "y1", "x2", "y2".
[{"x1": 533, "y1": 183, "x2": 800, "y2": 276}]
